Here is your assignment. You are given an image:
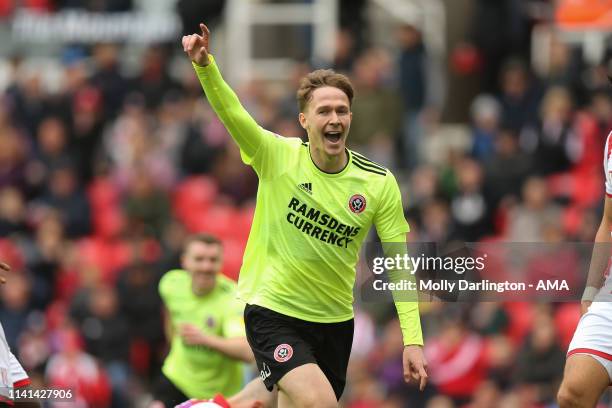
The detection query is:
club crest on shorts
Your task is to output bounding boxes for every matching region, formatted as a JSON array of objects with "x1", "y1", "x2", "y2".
[
  {"x1": 348, "y1": 194, "x2": 366, "y2": 214},
  {"x1": 274, "y1": 344, "x2": 293, "y2": 363}
]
